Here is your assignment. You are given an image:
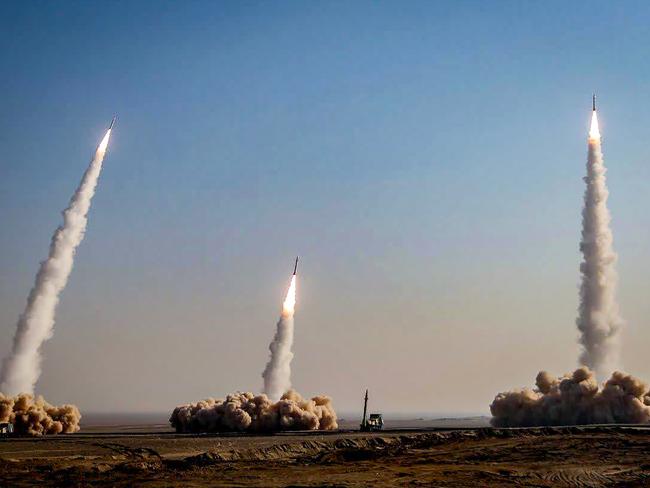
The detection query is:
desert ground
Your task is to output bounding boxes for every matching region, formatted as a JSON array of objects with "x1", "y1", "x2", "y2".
[{"x1": 1, "y1": 420, "x2": 650, "y2": 487}]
